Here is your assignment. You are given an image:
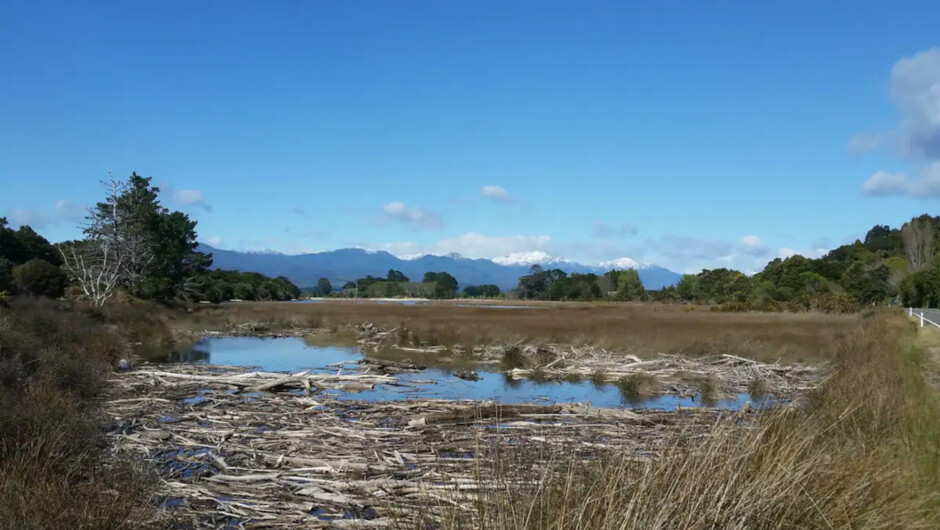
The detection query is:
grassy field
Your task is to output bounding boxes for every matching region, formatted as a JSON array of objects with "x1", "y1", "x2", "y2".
[
  {"x1": 431, "y1": 311, "x2": 940, "y2": 529},
  {"x1": 3, "y1": 298, "x2": 936, "y2": 528},
  {"x1": 183, "y1": 300, "x2": 863, "y2": 363}
]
